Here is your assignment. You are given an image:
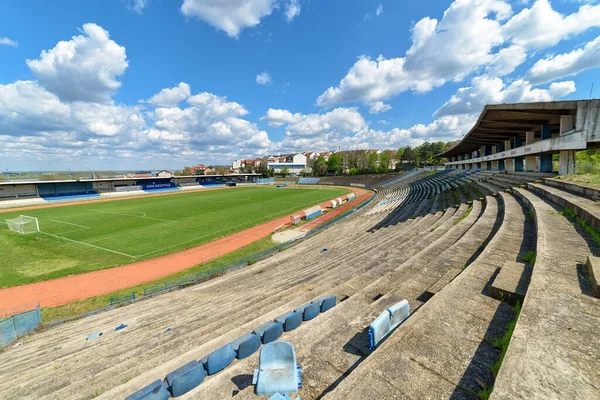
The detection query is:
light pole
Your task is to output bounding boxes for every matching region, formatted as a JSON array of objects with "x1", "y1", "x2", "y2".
[{"x1": 69, "y1": 168, "x2": 72, "y2": 180}]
